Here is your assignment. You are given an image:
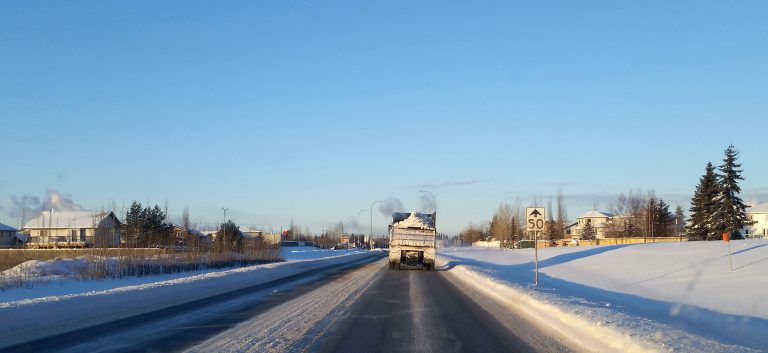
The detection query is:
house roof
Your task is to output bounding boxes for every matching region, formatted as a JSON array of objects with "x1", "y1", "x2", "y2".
[
  {"x1": 173, "y1": 225, "x2": 208, "y2": 237},
  {"x1": 0, "y1": 223, "x2": 17, "y2": 232},
  {"x1": 747, "y1": 202, "x2": 768, "y2": 214},
  {"x1": 23, "y1": 211, "x2": 117, "y2": 229},
  {"x1": 578, "y1": 211, "x2": 614, "y2": 219}
]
